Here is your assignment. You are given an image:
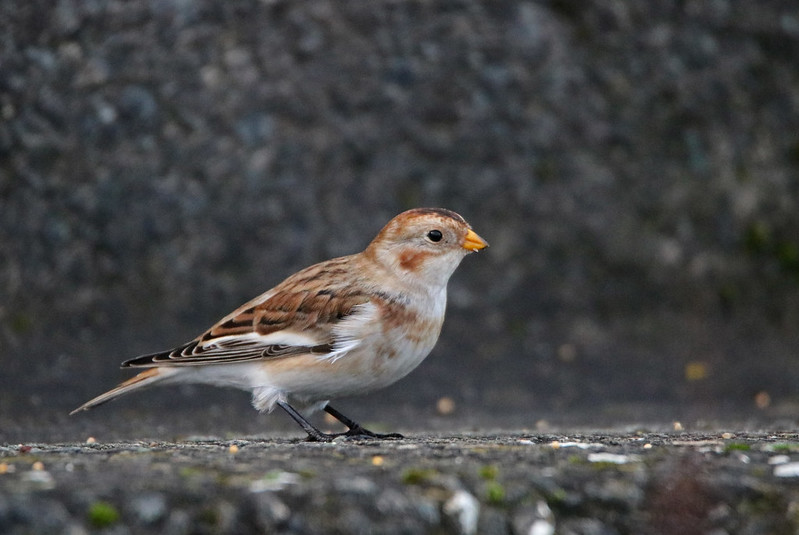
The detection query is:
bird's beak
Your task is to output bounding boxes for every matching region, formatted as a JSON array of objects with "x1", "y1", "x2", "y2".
[{"x1": 462, "y1": 229, "x2": 489, "y2": 252}]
